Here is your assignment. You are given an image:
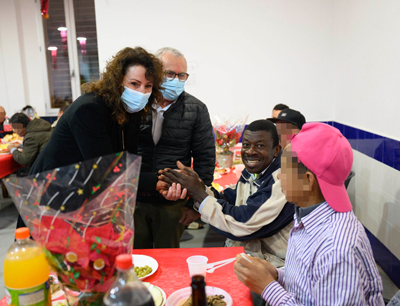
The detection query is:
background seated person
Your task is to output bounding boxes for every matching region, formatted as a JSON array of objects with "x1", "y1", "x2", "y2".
[
  {"x1": 234, "y1": 123, "x2": 384, "y2": 306},
  {"x1": 51, "y1": 103, "x2": 69, "y2": 128},
  {"x1": 8, "y1": 112, "x2": 52, "y2": 167},
  {"x1": 271, "y1": 103, "x2": 289, "y2": 119},
  {"x1": 159, "y1": 120, "x2": 294, "y2": 267},
  {"x1": 267, "y1": 108, "x2": 306, "y2": 149}
]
